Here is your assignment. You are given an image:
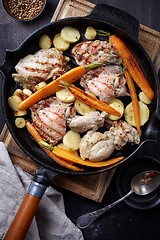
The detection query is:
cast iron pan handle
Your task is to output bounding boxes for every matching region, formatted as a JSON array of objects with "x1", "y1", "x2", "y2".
[
  {"x1": 0, "y1": 49, "x2": 18, "y2": 76},
  {"x1": 4, "y1": 166, "x2": 58, "y2": 240},
  {"x1": 87, "y1": 4, "x2": 140, "y2": 41}
]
